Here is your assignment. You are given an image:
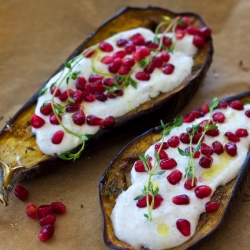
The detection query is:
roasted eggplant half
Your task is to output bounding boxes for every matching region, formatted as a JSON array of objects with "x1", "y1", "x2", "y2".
[
  {"x1": 99, "y1": 91, "x2": 250, "y2": 250},
  {"x1": 0, "y1": 6, "x2": 213, "y2": 205}
]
